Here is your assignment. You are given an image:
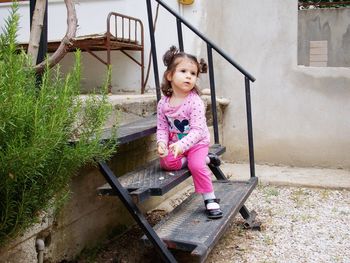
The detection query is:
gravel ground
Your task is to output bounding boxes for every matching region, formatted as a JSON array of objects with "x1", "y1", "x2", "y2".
[
  {"x1": 207, "y1": 185, "x2": 350, "y2": 263},
  {"x1": 76, "y1": 184, "x2": 350, "y2": 263}
]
